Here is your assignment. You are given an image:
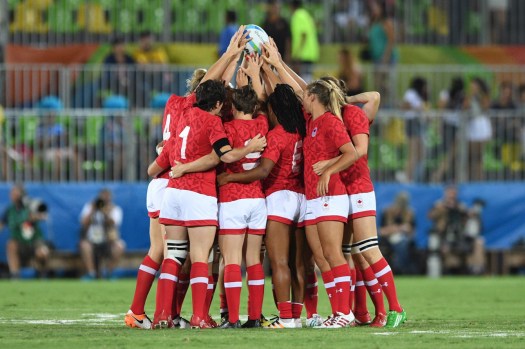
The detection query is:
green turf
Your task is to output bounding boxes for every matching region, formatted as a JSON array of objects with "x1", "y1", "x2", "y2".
[{"x1": 1, "y1": 277, "x2": 524, "y2": 348}]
